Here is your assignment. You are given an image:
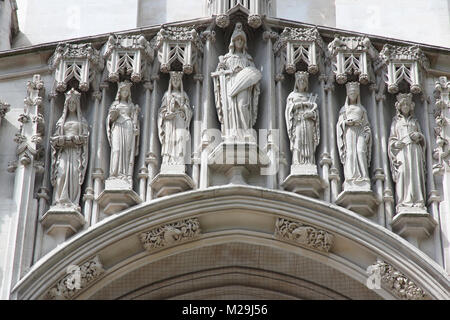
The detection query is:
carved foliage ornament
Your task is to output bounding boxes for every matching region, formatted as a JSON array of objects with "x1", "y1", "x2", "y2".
[
  {"x1": 328, "y1": 36, "x2": 378, "y2": 84},
  {"x1": 274, "y1": 218, "x2": 334, "y2": 252},
  {"x1": 103, "y1": 34, "x2": 154, "y2": 83},
  {"x1": 50, "y1": 43, "x2": 103, "y2": 92},
  {"x1": 370, "y1": 260, "x2": 427, "y2": 300},
  {"x1": 433, "y1": 76, "x2": 450, "y2": 174},
  {"x1": 274, "y1": 27, "x2": 324, "y2": 75},
  {"x1": 154, "y1": 26, "x2": 203, "y2": 74},
  {"x1": 45, "y1": 256, "x2": 104, "y2": 300},
  {"x1": 379, "y1": 44, "x2": 429, "y2": 94},
  {"x1": 140, "y1": 218, "x2": 201, "y2": 251}
]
